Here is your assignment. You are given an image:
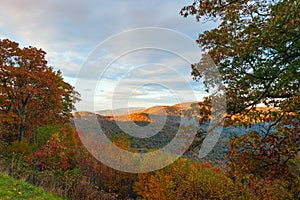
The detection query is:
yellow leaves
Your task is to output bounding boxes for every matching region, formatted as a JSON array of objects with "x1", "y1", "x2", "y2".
[
  {"x1": 135, "y1": 158, "x2": 237, "y2": 199},
  {"x1": 228, "y1": 106, "x2": 282, "y2": 126},
  {"x1": 9, "y1": 139, "x2": 31, "y2": 155}
]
